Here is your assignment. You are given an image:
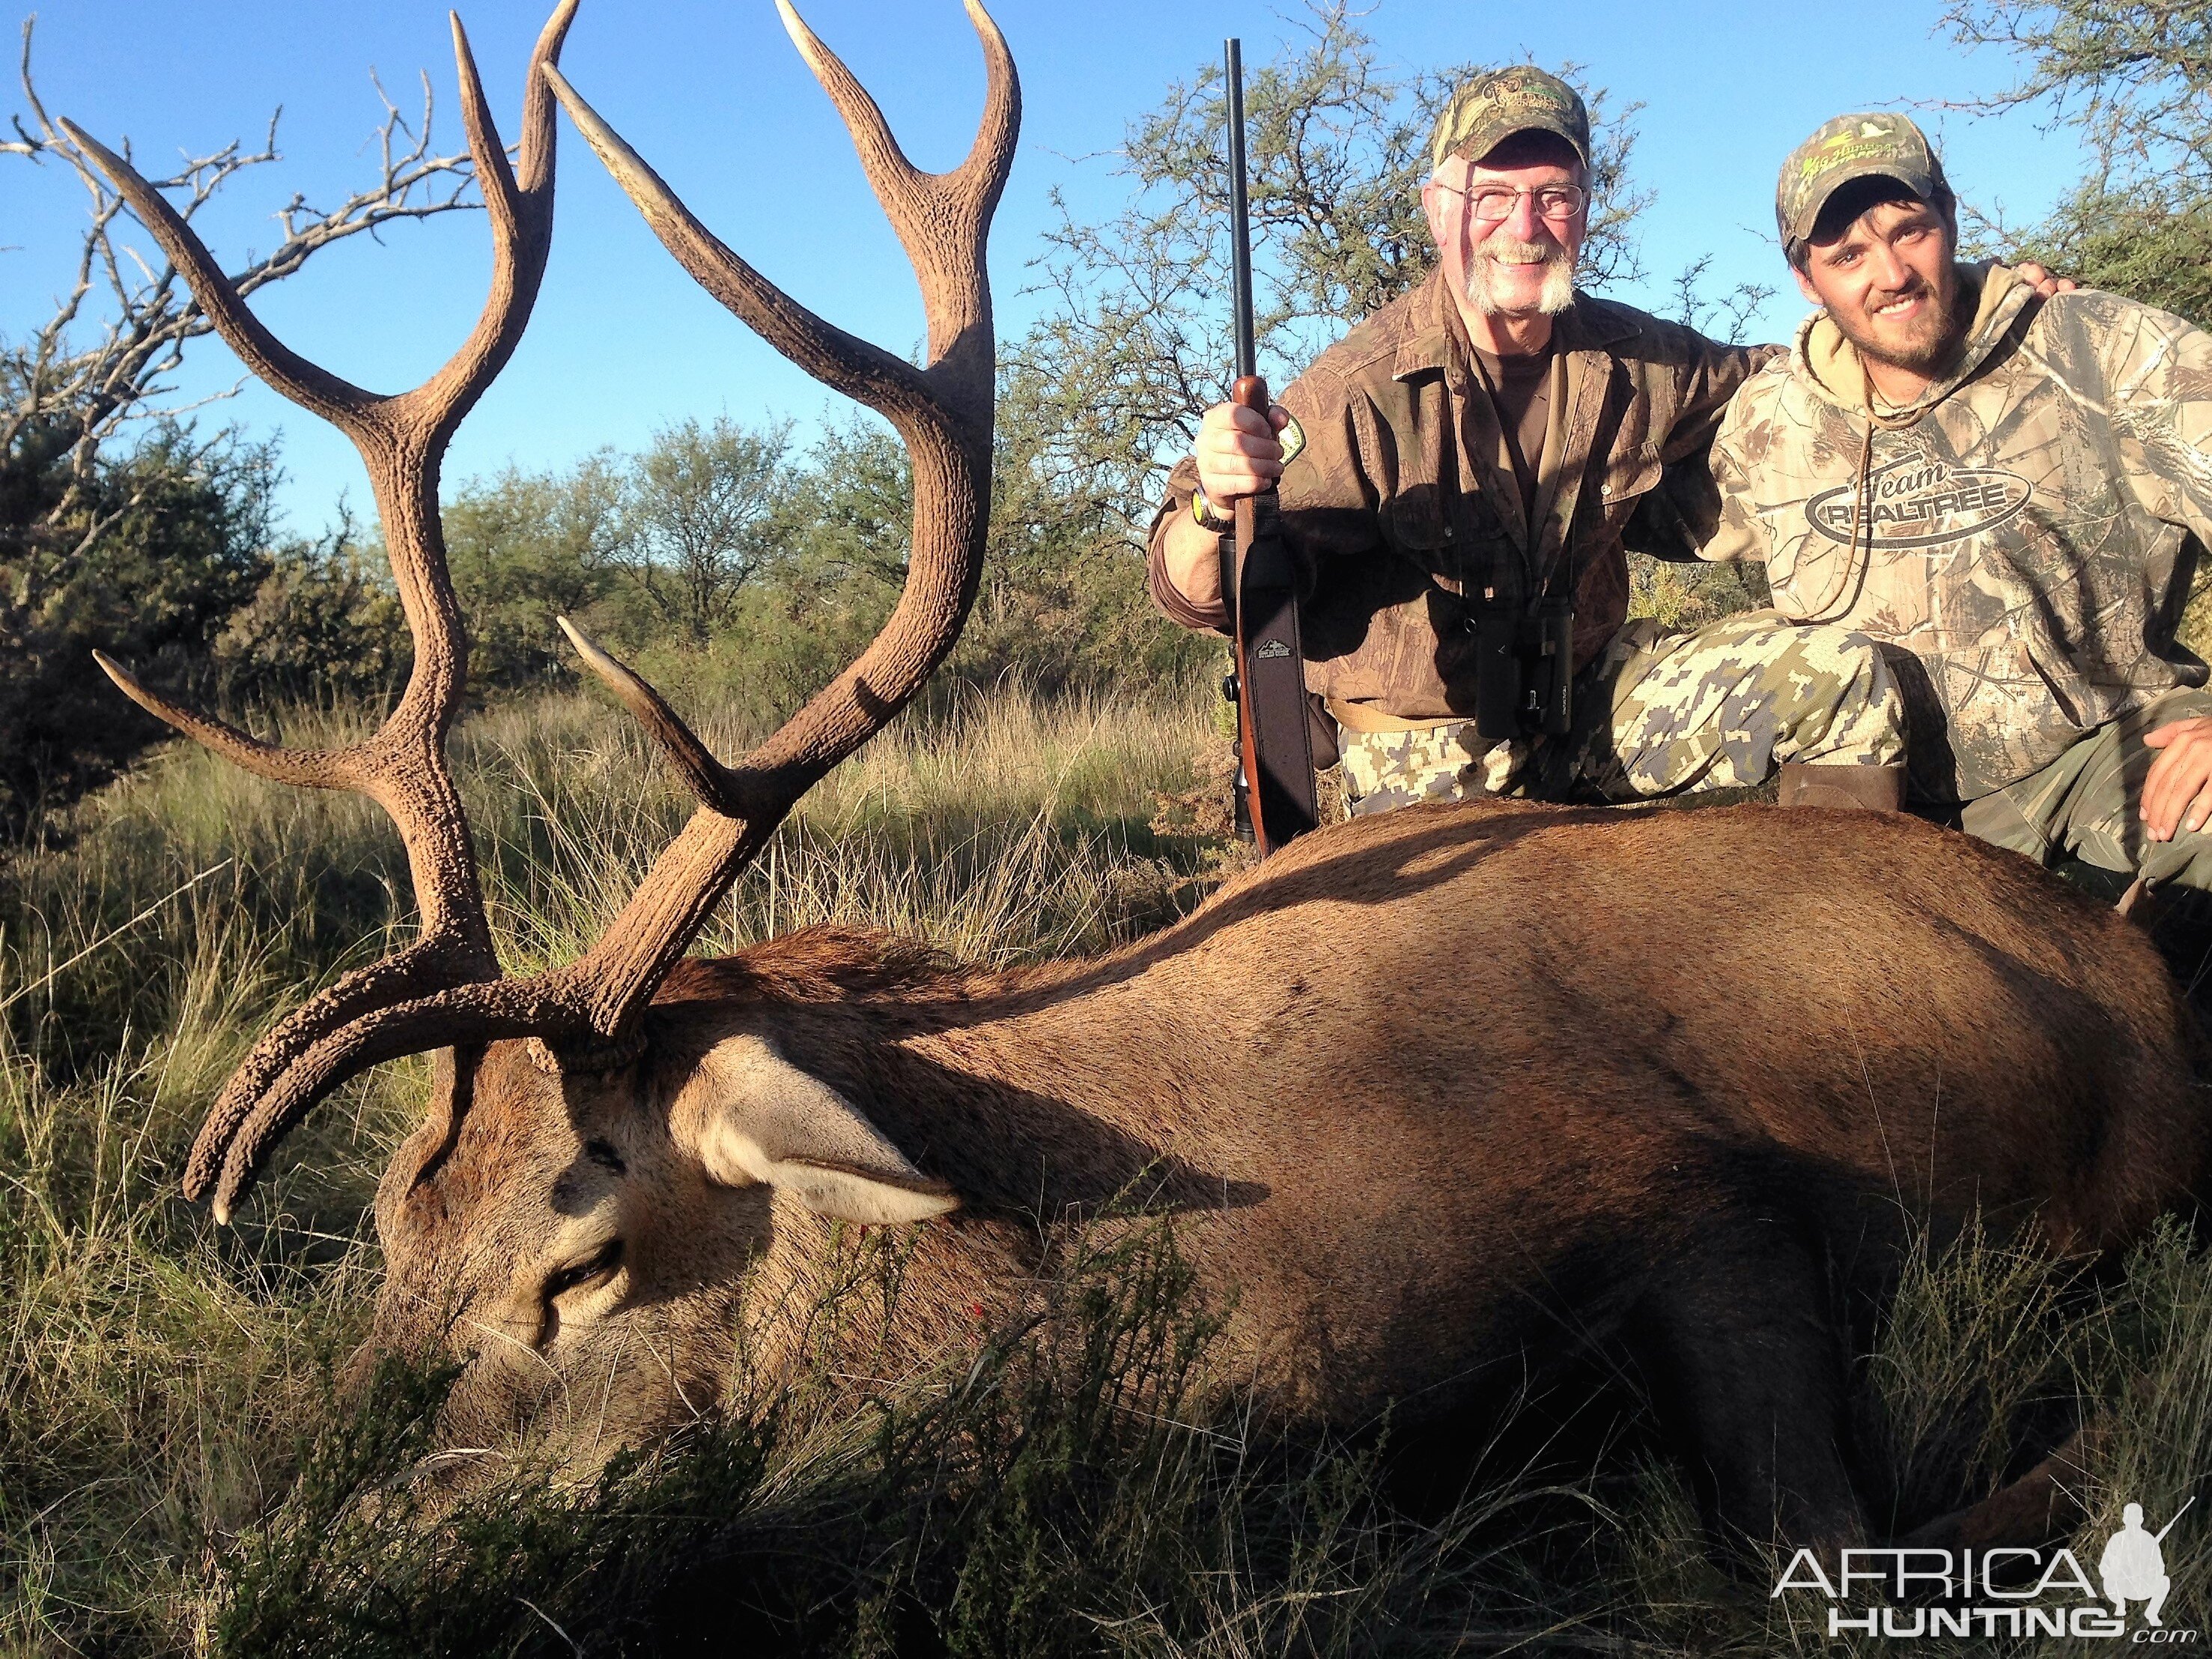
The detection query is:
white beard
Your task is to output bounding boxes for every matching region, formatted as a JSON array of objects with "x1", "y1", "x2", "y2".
[{"x1": 1464, "y1": 237, "x2": 1576, "y2": 317}]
